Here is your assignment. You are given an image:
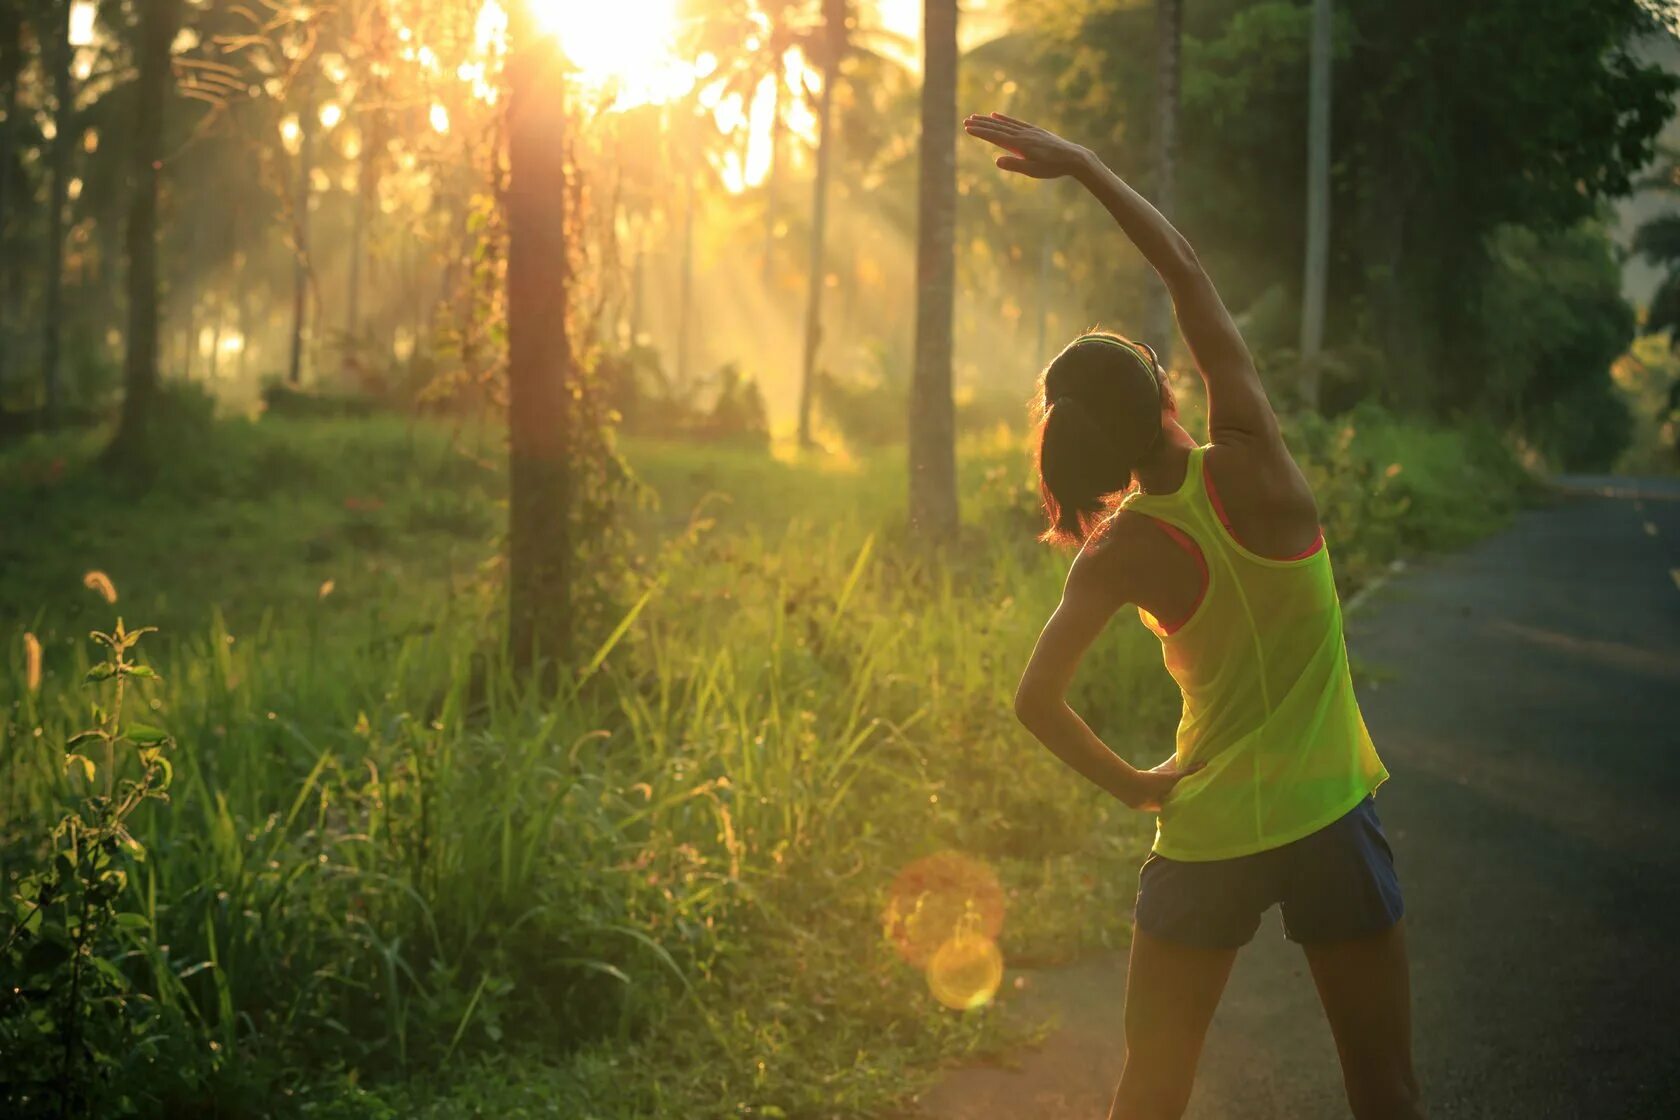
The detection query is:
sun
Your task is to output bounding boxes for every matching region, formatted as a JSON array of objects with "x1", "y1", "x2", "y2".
[{"x1": 526, "y1": 0, "x2": 696, "y2": 109}]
